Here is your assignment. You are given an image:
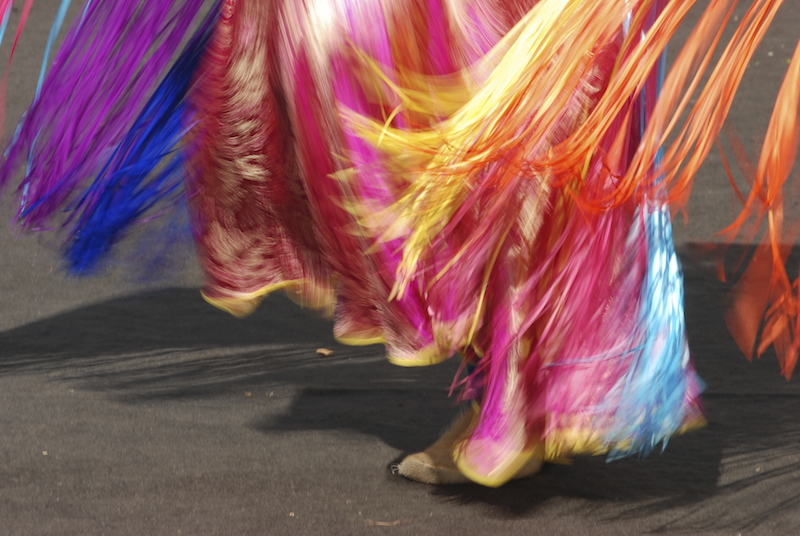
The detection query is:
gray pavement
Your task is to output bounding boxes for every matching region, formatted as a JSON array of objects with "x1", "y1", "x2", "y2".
[{"x1": 1, "y1": 1, "x2": 800, "y2": 535}]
